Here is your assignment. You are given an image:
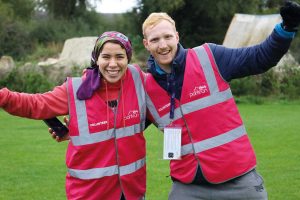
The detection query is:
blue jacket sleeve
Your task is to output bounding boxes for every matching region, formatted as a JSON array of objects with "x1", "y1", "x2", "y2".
[{"x1": 209, "y1": 24, "x2": 293, "y2": 82}]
